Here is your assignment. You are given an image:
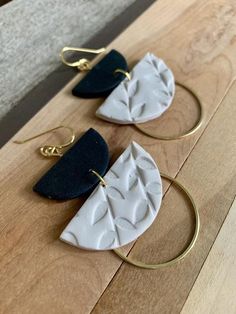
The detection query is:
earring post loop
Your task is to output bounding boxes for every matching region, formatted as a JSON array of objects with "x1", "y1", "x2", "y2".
[
  {"x1": 90, "y1": 169, "x2": 107, "y2": 187},
  {"x1": 113, "y1": 172, "x2": 200, "y2": 269},
  {"x1": 60, "y1": 47, "x2": 106, "y2": 71},
  {"x1": 14, "y1": 125, "x2": 75, "y2": 157},
  {"x1": 114, "y1": 69, "x2": 131, "y2": 80}
]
